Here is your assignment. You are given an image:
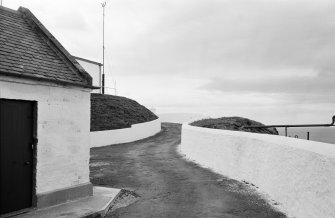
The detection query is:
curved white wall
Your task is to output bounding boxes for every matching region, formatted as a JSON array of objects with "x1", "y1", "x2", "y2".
[
  {"x1": 181, "y1": 123, "x2": 335, "y2": 218},
  {"x1": 90, "y1": 118, "x2": 161, "y2": 147}
]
